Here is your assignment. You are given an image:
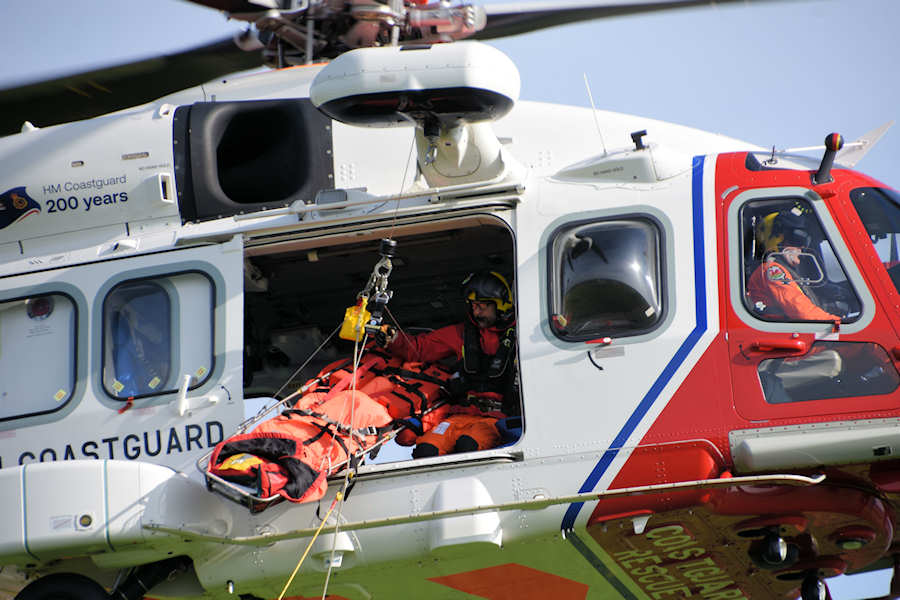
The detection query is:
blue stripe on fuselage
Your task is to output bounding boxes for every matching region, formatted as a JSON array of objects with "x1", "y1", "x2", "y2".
[{"x1": 561, "y1": 155, "x2": 709, "y2": 531}]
